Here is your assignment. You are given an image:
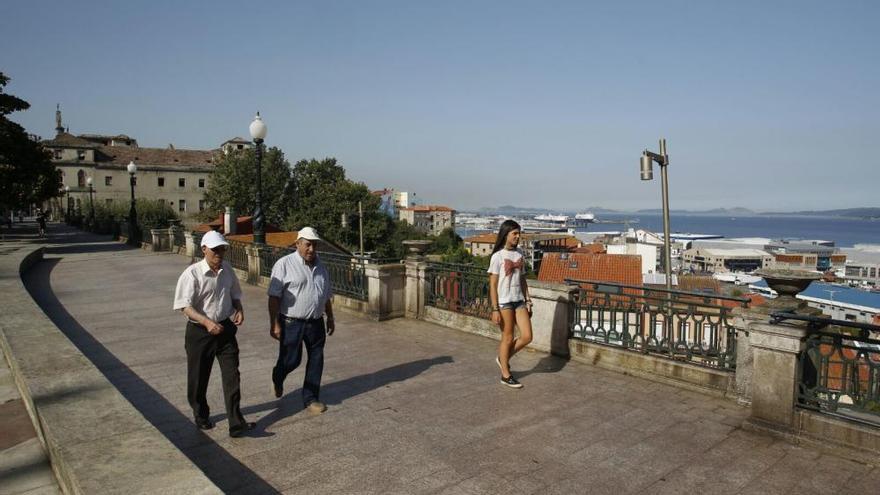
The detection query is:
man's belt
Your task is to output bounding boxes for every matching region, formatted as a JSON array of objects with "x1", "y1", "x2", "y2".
[{"x1": 279, "y1": 314, "x2": 323, "y2": 323}]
